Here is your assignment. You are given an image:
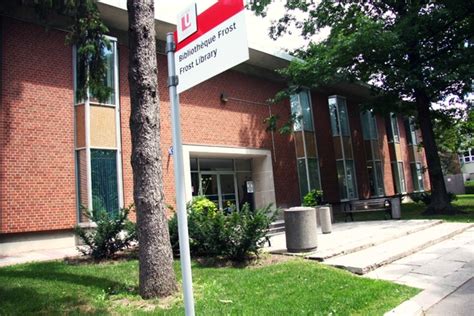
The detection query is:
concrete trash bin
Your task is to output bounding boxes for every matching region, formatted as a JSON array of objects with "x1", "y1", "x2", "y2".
[
  {"x1": 284, "y1": 207, "x2": 318, "y2": 252},
  {"x1": 317, "y1": 206, "x2": 332, "y2": 234},
  {"x1": 391, "y1": 197, "x2": 401, "y2": 219}
]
